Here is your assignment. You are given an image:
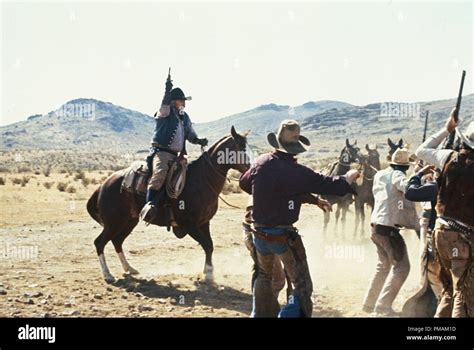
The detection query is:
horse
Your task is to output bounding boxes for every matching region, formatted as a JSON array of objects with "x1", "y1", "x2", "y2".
[
  {"x1": 387, "y1": 137, "x2": 404, "y2": 160},
  {"x1": 86, "y1": 126, "x2": 250, "y2": 283},
  {"x1": 322, "y1": 139, "x2": 362, "y2": 239},
  {"x1": 352, "y1": 144, "x2": 380, "y2": 240}
]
